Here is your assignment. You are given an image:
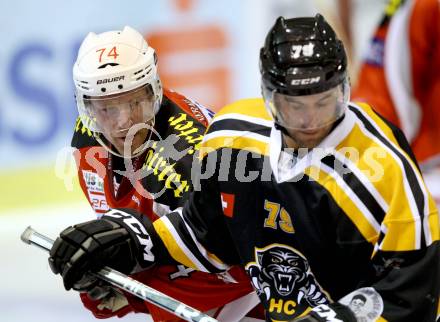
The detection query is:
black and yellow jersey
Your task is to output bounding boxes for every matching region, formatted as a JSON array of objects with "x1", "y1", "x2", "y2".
[{"x1": 150, "y1": 98, "x2": 440, "y2": 321}]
